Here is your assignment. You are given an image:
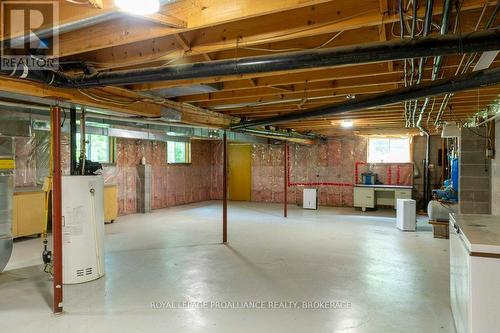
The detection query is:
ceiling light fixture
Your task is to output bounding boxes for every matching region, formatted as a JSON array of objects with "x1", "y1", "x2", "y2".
[
  {"x1": 114, "y1": 0, "x2": 160, "y2": 15},
  {"x1": 341, "y1": 120, "x2": 354, "y2": 128}
]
